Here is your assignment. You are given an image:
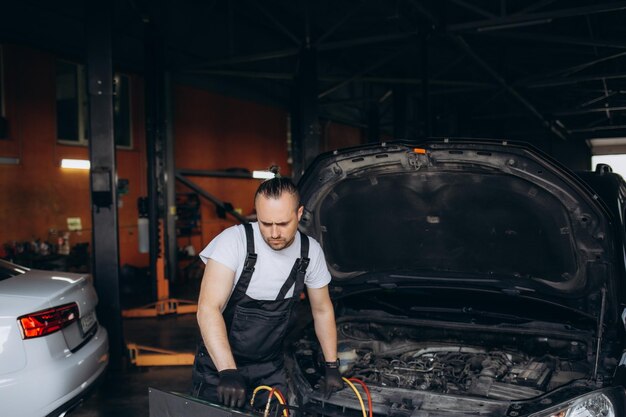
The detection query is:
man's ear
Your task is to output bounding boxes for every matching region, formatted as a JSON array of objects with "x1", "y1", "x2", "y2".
[{"x1": 297, "y1": 205, "x2": 304, "y2": 220}]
